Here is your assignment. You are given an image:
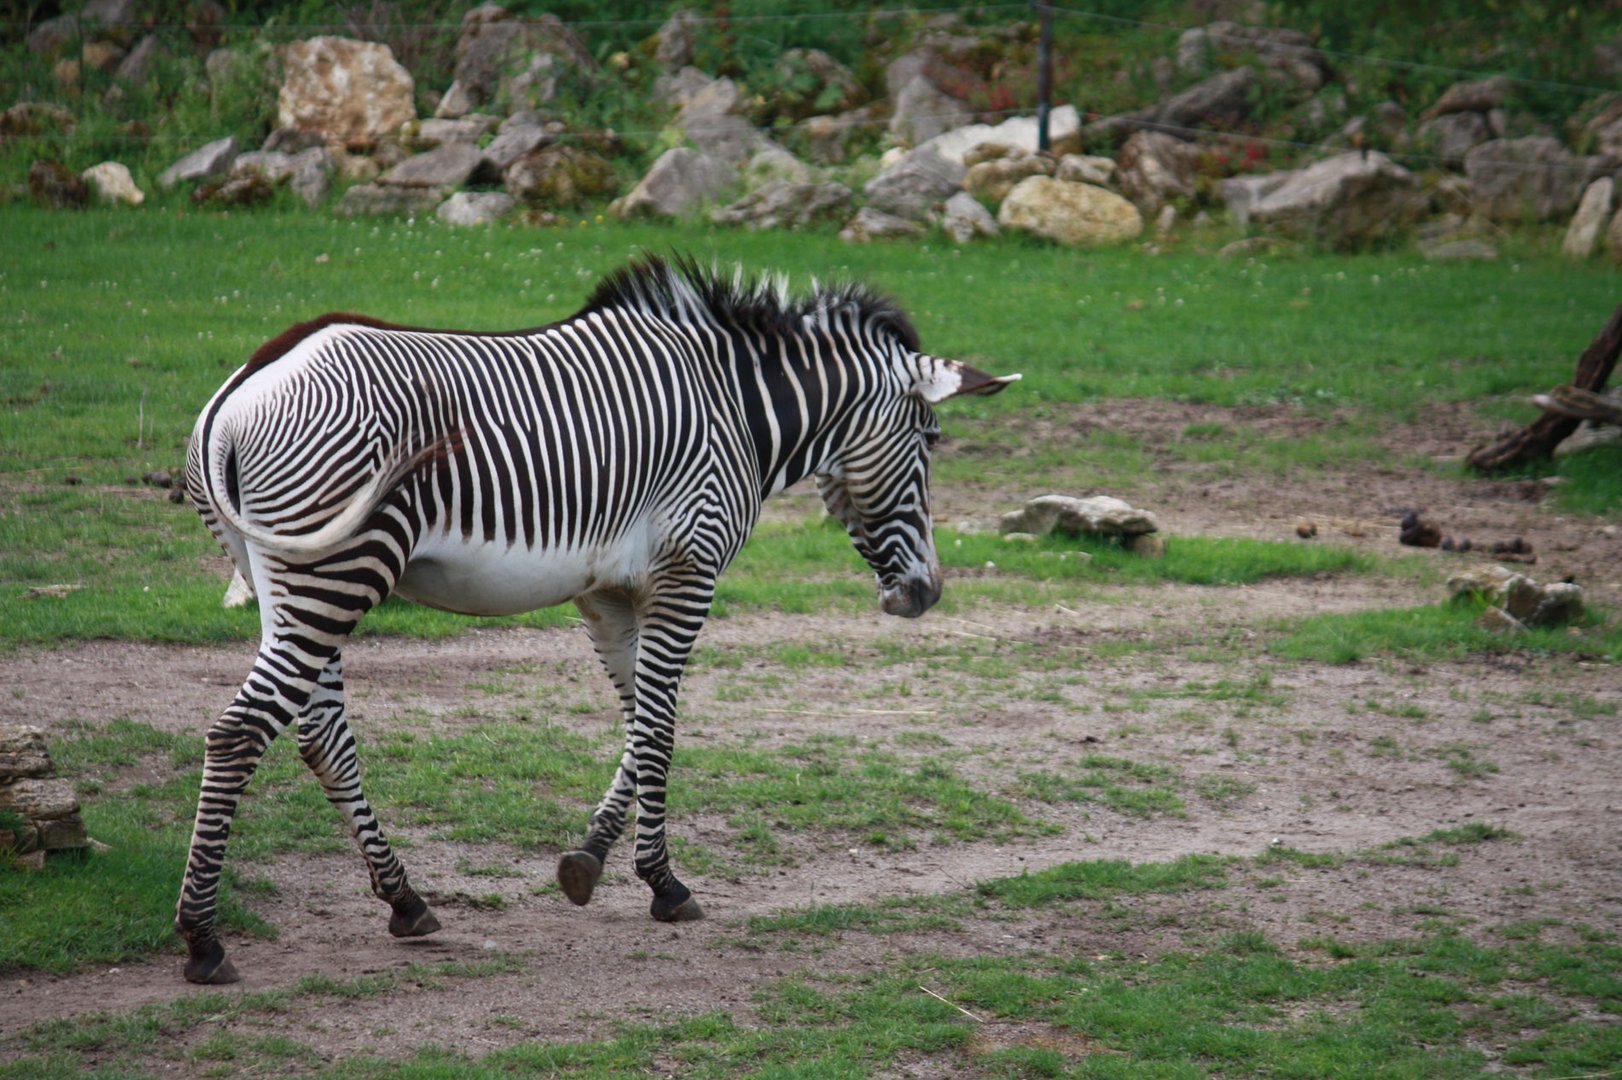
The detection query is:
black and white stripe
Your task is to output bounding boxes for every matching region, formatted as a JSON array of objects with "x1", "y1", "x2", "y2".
[{"x1": 174, "y1": 255, "x2": 1017, "y2": 984}]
